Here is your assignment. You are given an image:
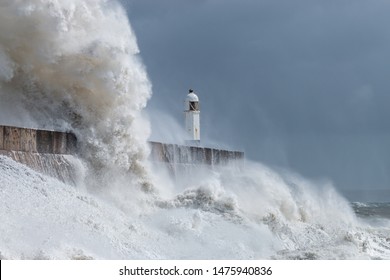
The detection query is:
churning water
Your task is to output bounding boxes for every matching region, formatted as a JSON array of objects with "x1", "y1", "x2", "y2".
[{"x1": 0, "y1": 0, "x2": 389, "y2": 260}]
